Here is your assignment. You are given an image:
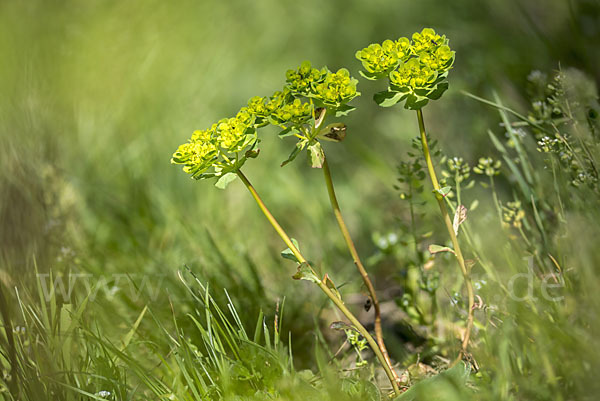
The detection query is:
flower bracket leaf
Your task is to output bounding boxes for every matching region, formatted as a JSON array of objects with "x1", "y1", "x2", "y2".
[
  {"x1": 453, "y1": 205, "x2": 468, "y2": 235},
  {"x1": 214, "y1": 172, "x2": 238, "y2": 189},
  {"x1": 307, "y1": 141, "x2": 325, "y2": 168},
  {"x1": 277, "y1": 126, "x2": 299, "y2": 139},
  {"x1": 281, "y1": 238, "x2": 301, "y2": 262},
  {"x1": 428, "y1": 244, "x2": 456, "y2": 256},
  {"x1": 292, "y1": 262, "x2": 320, "y2": 283},
  {"x1": 333, "y1": 104, "x2": 356, "y2": 117},
  {"x1": 373, "y1": 90, "x2": 405, "y2": 107},
  {"x1": 280, "y1": 141, "x2": 306, "y2": 167}
]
